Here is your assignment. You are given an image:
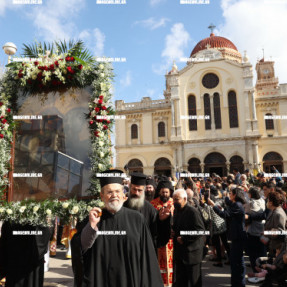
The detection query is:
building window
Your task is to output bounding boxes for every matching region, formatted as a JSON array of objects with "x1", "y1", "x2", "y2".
[
  {"x1": 265, "y1": 113, "x2": 274, "y2": 130},
  {"x1": 204, "y1": 93, "x2": 211, "y2": 130},
  {"x1": 131, "y1": 124, "x2": 138, "y2": 139},
  {"x1": 228, "y1": 91, "x2": 239, "y2": 128},
  {"x1": 158, "y1": 122, "x2": 165, "y2": 137},
  {"x1": 202, "y1": 73, "x2": 219, "y2": 89},
  {"x1": 188, "y1": 95, "x2": 197, "y2": 131},
  {"x1": 213, "y1": 93, "x2": 222, "y2": 129}
]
